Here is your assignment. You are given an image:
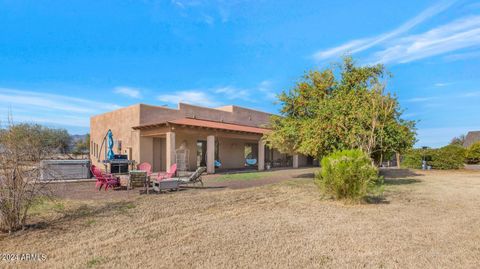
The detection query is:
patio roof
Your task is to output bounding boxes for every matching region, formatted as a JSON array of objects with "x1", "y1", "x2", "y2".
[{"x1": 132, "y1": 118, "x2": 271, "y2": 134}]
